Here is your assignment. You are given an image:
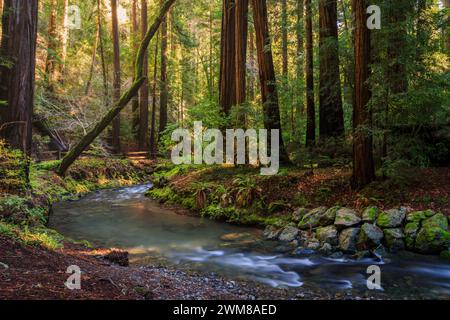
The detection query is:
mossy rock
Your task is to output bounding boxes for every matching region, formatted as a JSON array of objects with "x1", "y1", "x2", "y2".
[
  {"x1": 406, "y1": 210, "x2": 435, "y2": 224},
  {"x1": 357, "y1": 223, "x2": 384, "y2": 250},
  {"x1": 383, "y1": 228, "x2": 405, "y2": 252},
  {"x1": 415, "y1": 226, "x2": 450, "y2": 254},
  {"x1": 334, "y1": 207, "x2": 361, "y2": 228},
  {"x1": 298, "y1": 206, "x2": 336, "y2": 229},
  {"x1": 291, "y1": 208, "x2": 308, "y2": 223},
  {"x1": 404, "y1": 222, "x2": 420, "y2": 250},
  {"x1": 377, "y1": 208, "x2": 406, "y2": 228},
  {"x1": 316, "y1": 225, "x2": 338, "y2": 246},
  {"x1": 362, "y1": 206, "x2": 380, "y2": 223},
  {"x1": 422, "y1": 213, "x2": 448, "y2": 230}
]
